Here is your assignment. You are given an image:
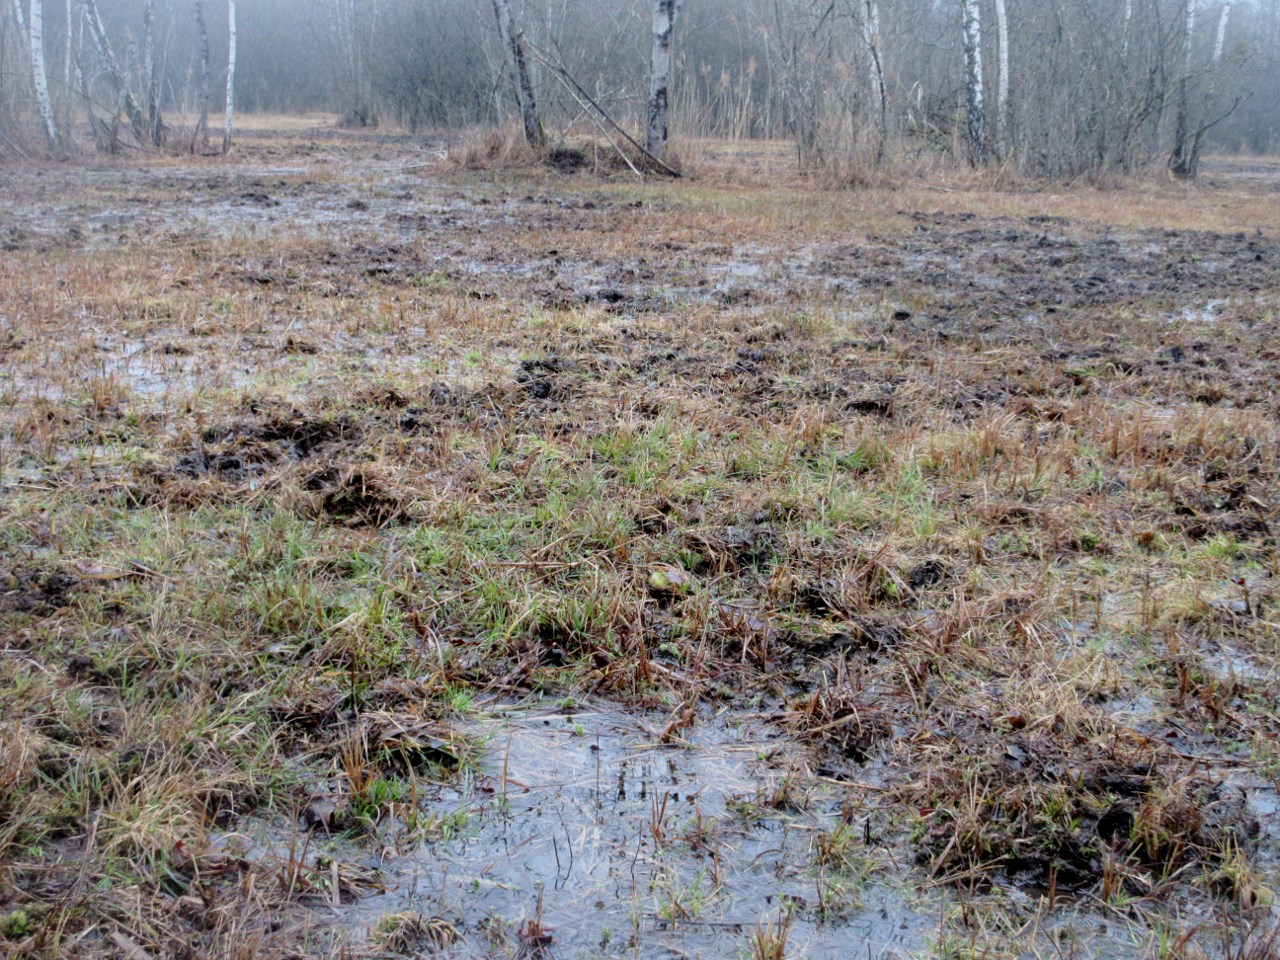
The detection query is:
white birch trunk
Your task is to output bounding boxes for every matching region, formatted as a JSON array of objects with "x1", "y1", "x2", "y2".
[
  {"x1": 222, "y1": 0, "x2": 235, "y2": 154},
  {"x1": 336, "y1": 0, "x2": 367, "y2": 123},
  {"x1": 193, "y1": 0, "x2": 210, "y2": 150},
  {"x1": 63, "y1": 0, "x2": 72, "y2": 91},
  {"x1": 961, "y1": 0, "x2": 986, "y2": 163},
  {"x1": 1123, "y1": 0, "x2": 1133, "y2": 58},
  {"x1": 351, "y1": 0, "x2": 368, "y2": 123},
  {"x1": 142, "y1": 0, "x2": 162, "y2": 145},
  {"x1": 30, "y1": 0, "x2": 59, "y2": 146},
  {"x1": 647, "y1": 0, "x2": 677, "y2": 159},
  {"x1": 1184, "y1": 0, "x2": 1198, "y2": 77},
  {"x1": 1212, "y1": 0, "x2": 1231, "y2": 64},
  {"x1": 994, "y1": 0, "x2": 1009, "y2": 160},
  {"x1": 863, "y1": 0, "x2": 887, "y2": 151},
  {"x1": 75, "y1": 4, "x2": 100, "y2": 148},
  {"x1": 11, "y1": 0, "x2": 26, "y2": 35}
]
